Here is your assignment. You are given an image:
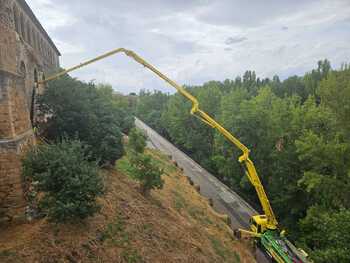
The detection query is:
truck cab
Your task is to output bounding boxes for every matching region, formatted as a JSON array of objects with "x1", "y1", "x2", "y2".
[{"x1": 250, "y1": 215, "x2": 277, "y2": 234}]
